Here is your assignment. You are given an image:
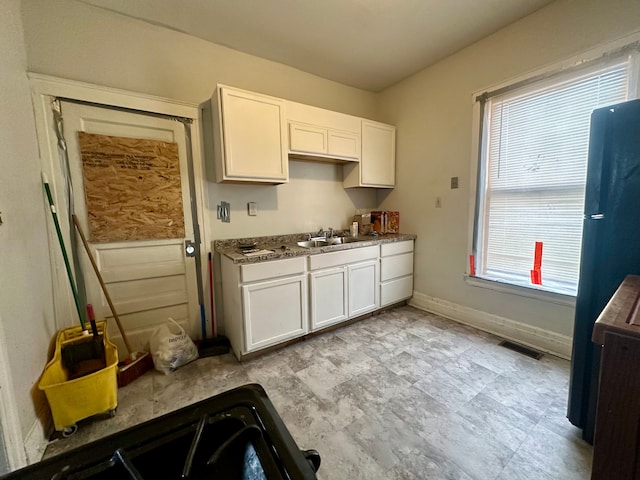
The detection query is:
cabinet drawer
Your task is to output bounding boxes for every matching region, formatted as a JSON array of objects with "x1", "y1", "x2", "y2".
[
  {"x1": 381, "y1": 252, "x2": 414, "y2": 282},
  {"x1": 381, "y1": 276, "x2": 414, "y2": 307},
  {"x1": 381, "y1": 240, "x2": 414, "y2": 257},
  {"x1": 309, "y1": 245, "x2": 379, "y2": 270},
  {"x1": 240, "y1": 257, "x2": 305, "y2": 283}
]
